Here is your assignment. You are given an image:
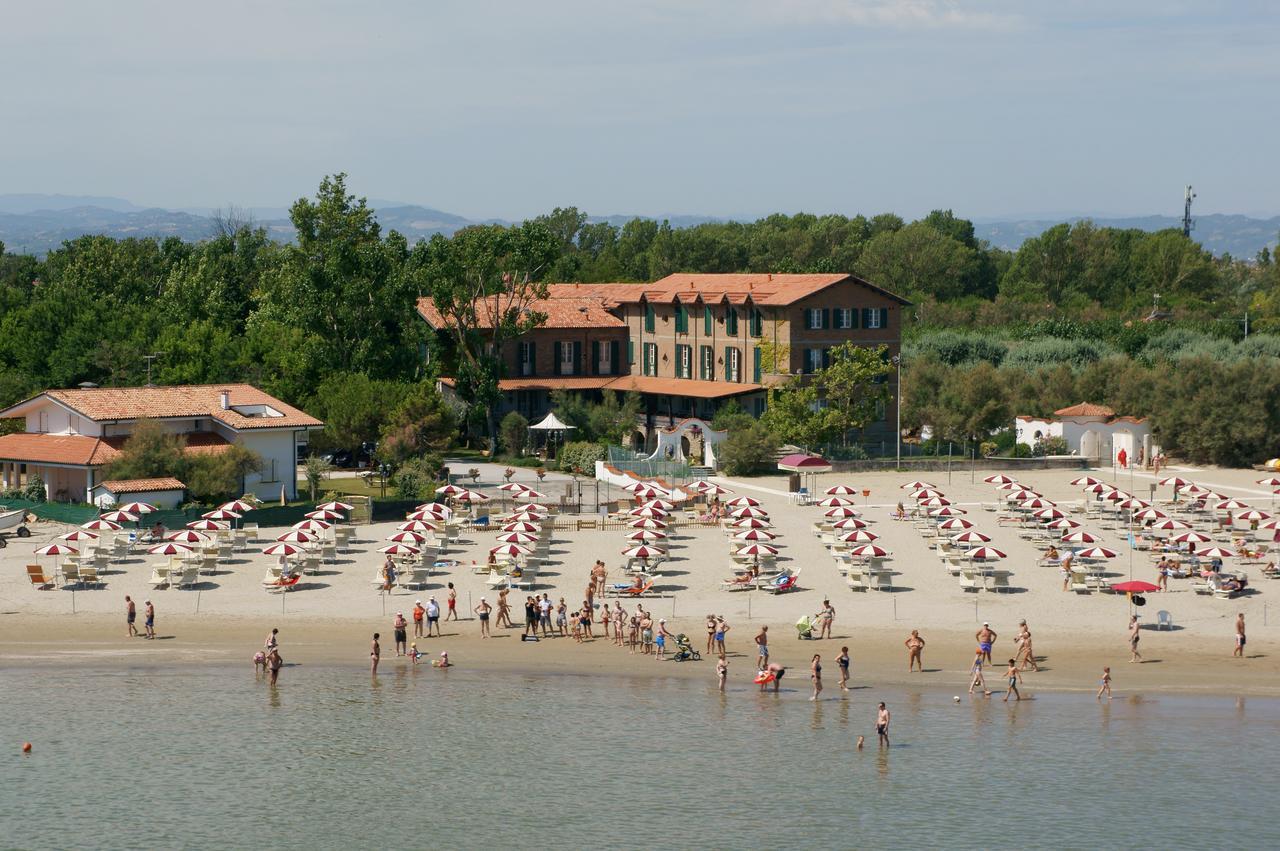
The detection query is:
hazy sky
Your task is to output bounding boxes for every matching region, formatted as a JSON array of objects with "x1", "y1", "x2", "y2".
[{"x1": 4, "y1": 1, "x2": 1277, "y2": 220}]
